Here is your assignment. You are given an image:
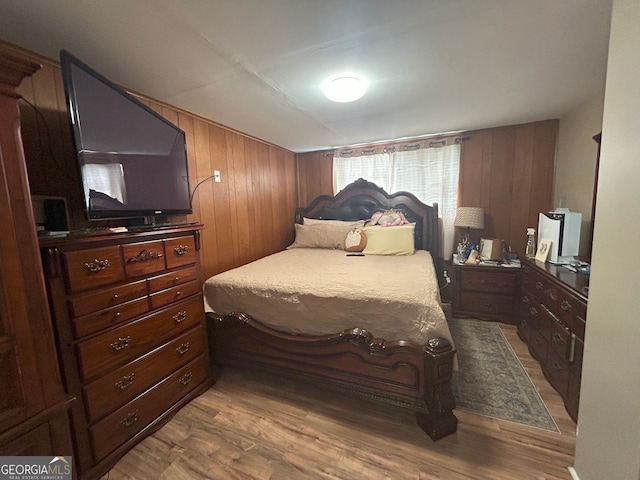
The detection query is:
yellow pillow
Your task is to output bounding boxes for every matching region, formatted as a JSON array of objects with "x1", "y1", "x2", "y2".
[{"x1": 362, "y1": 224, "x2": 415, "y2": 255}]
